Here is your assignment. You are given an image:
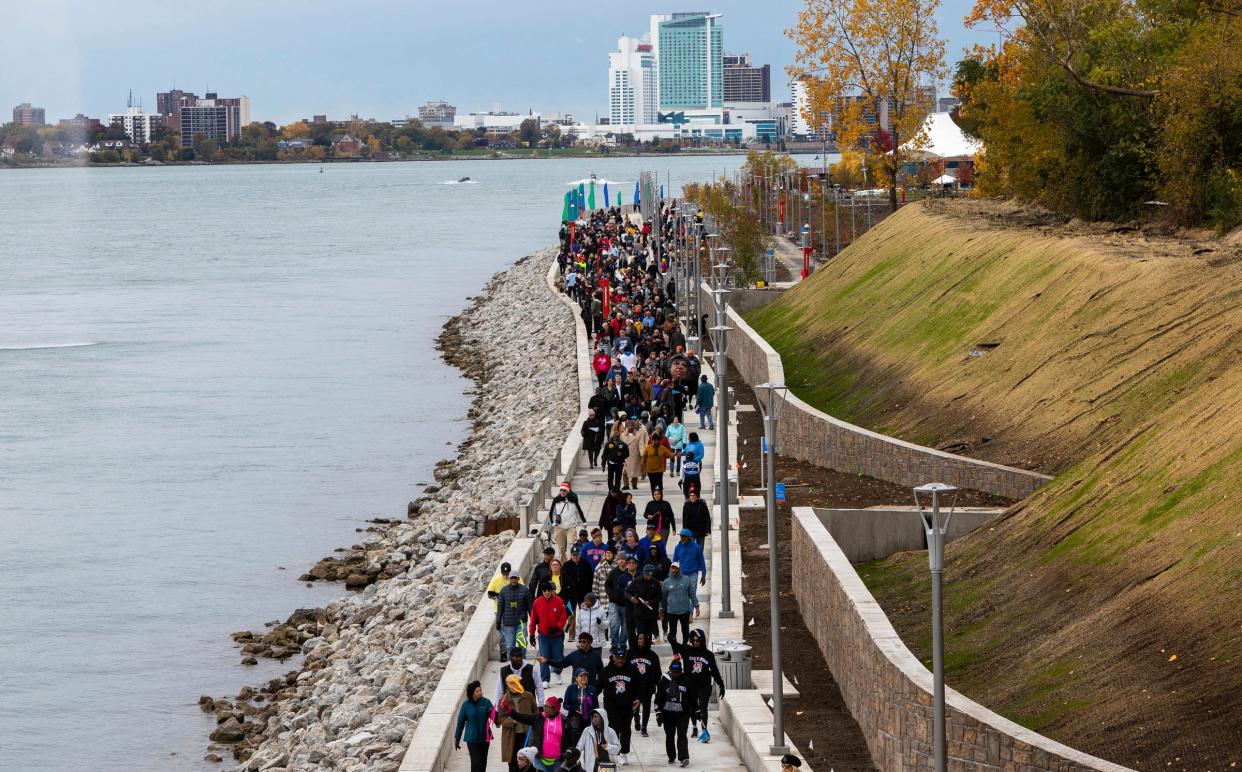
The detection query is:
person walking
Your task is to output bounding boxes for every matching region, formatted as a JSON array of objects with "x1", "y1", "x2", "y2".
[
  {"x1": 695, "y1": 375, "x2": 715, "y2": 430},
  {"x1": 660, "y1": 561, "x2": 699, "y2": 645},
  {"x1": 669, "y1": 629, "x2": 726, "y2": 743},
  {"x1": 621, "y1": 420, "x2": 647, "y2": 490},
  {"x1": 494, "y1": 647, "x2": 544, "y2": 706},
  {"x1": 596, "y1": 646, "x2": 641, "y2": 764},
  {"x1": 495, "y1": 573, "x2": 532, "y2": 661},
  {"x1": 495, "y1": 674, "x2": 538, "y2": 772},
  {"x1": 576, "y1": 592, "x2": 608, "y2": 654},
  {"x1": 614, "y1": 492, "x2": 638, "y2": 533},
  {"x1": 548, "y1": 483, "x2": 586, "y2": 561},
  {"x1": 537, "y1": 632, "x2": 604, "y2": 683},
  {"x1": 672, "y1": 529, "x2": 707, "y2": 601},
  {"x1": 530, "y1": 582, "x2": 569, "y2": 687},
  {"x1": 575, "y1": 708, "x2": 621, "y2": 772},
  {"x1": 488, "y1": 561, "x2": 525, "y2": 610},
  {"x1": 561, "y1": 667, "x2": 598, "y2": 746},
  {"x1": 602, "y1": 431, "x2": 629, "y2": 492},
  {"x1": 681, "y1": 489, "x2": 711, "y2": 550},
  {"x1": 454, "y1": 680, "x2": 493, "y2": 772},
  {"x1": 628, "y1": 631, "x2": 662, "y2": 737},
  {"x1": 624, "y1": 563, "x2": 662, "y2": 647},
  {"x1": 643, "y1": 489, "x2": 676, "y2": 544},
  {"x1": 565, "y1": 546, "x2": 593, "y2": 610},
  {"x1": 679, "y1": 451, "x2": 702, "y2": 498},
  {"x1": 654, "y1": 661, "x2": 694, "y2": 767},
  {"x1": 665, "y1": 416, "x2": 687, "y2": 476},
  {"x1": 514, "y1": 747, "x2": 539, "y2": 771},
  {"x1": 501, "y1": 697, "x2": 570, "y2": 772}
]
